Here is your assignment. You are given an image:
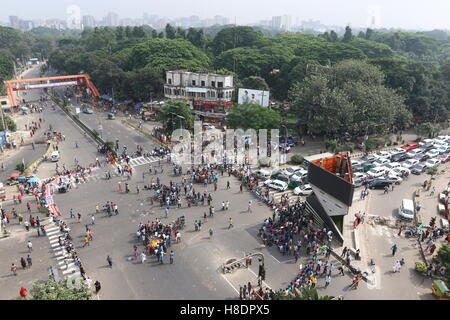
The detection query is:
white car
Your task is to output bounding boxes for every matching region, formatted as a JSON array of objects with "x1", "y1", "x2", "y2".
[
  {"x1": 253, "y1": 169, "x2": 272, "y2": 180},
  {"x1": 264, "y1": 179, "x2": 288, "y2": 191},
  {"x1": 290, "y1": 168, "x2": 308, "y2": 182},
  {"x1": 384, "y1": 162, "x2": 401, "y2": 170},
  {"x1": 425, "y1": 158, "x2": 441, "y2": 168},
  {"x1": 367, "y1": 167, "x2": 387, "y2": 178},
  {"x1": 351, "y1": 160, "x2": 363, "y2": 167},
  {"x1": 391, "y1": 167, "x2": 411, "y2": 176},
  {"x1": 375, "y1": 151, "x2": 391, "y2": 159},
  {"x1": 384, "y1": 174, "x2": 403, "y2": 184},
  {"x1": 293, "y1": 184, "x2": 313, "y2": 196},
  {"x1": 403, "y1": 159, "x2": 419, "y2": 169},
  {"x1": 372, "y1": 158, "x2": 390, "y2": 167},
  {"x1": 406, "y1": 149, "x2": 423, "y2": 159},
  {"x1": 390, "y1": 147, "x2": 406, "y2": 155},
  {"x1": 425, "y1": 149, "x2": 440, "y2": 158},
  {"x1": 280, "y1": 167, "x2": 302, "y2": 177}
]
